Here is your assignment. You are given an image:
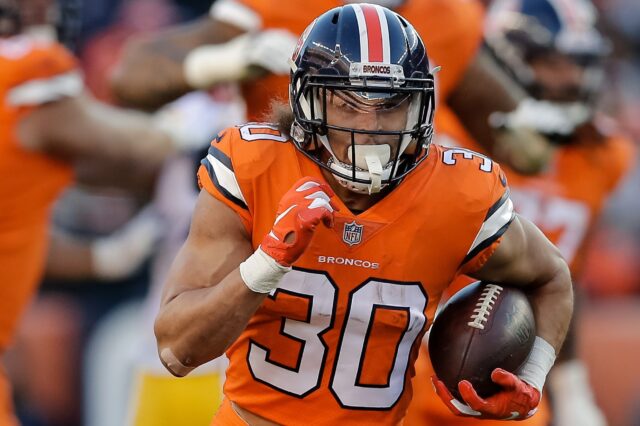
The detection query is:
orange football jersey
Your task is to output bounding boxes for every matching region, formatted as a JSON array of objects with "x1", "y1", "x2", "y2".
[
  {"x1": 0, "y1": 36, "x2": 80, "y2": 350},
  {"x1": 0, "y1": 35, "x2": 80, "y2": 426},
  {"x1": 198, "y1": 123, "x2": 514, "y2": 425},
  {"x1": 437, "y1": 113, "x2": 637, "y2": 276},
  {"x1": 212, "y1": 0, "x2": 485, "y2": 121}
]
